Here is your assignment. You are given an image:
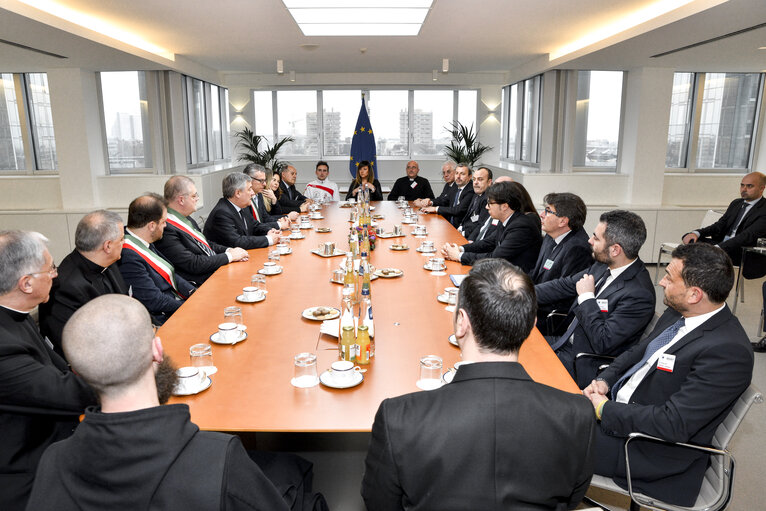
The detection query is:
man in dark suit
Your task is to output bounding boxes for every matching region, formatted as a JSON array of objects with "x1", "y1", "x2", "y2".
[
  {"x1": 441, "y1": 181, "x2": 541, "y2": 272},
  {"x1": 536, "y1": 210, "x2": 656, "y2": 387},
  {"x1": 413, "y1": 160, "x2": 456, "y2": 208},
  {"x1": 155, "y1": 176, "x2": 249, "y2": 286},
  {"x1": 362, "y1": 259, "x2": 596, "y2": 510},
  {"x1": 457, "y1": 166, "x2": 492, "y2": 238},
  {"x1": 119, "y1": 194, "x2": 196, "y2": 325},
  {"x1": 243, "y1": 164, "x2": 299, "y2": 226},
  {"x1": 681, "y1": 171, "x2": 766, "y2": 265},
  {"x1": 531, "y1": 193, "x2": 593, "y2": 334},
  {"x1": 386, "y1": 160, "x2": 435, "y2": 201},
  {"x1": 278, "y1": 164, "x2": 311, "y2": 213},
  {"x1": 39, "y1": 210, "x2": 128, "y2": 356},
  {"x1": 584, "y1": 243, "x2": 753, "y2": 506},
  {"x1": 421, "y1": 163, "x2": 475, "y2": 227},
  {"x1": 0, "y1": 230, "x2": 97, "y2": 511},
  {"x1": 203, "y1": 173, "x2": 281, "y2": 250}
]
